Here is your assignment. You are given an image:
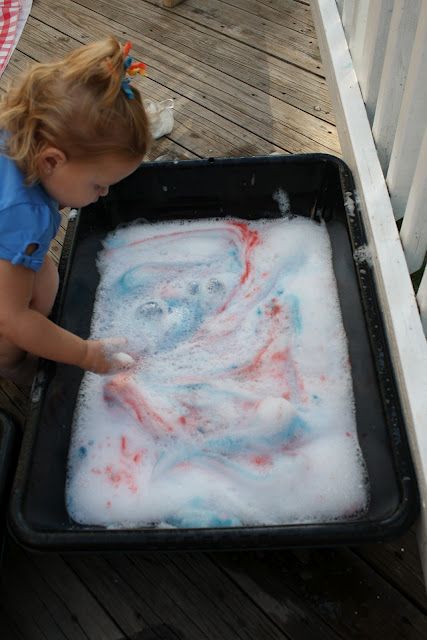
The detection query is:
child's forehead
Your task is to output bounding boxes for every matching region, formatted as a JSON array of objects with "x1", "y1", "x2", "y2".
[{"x1": 75, "y1": 154, "x2": 141, "y2": 183}]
